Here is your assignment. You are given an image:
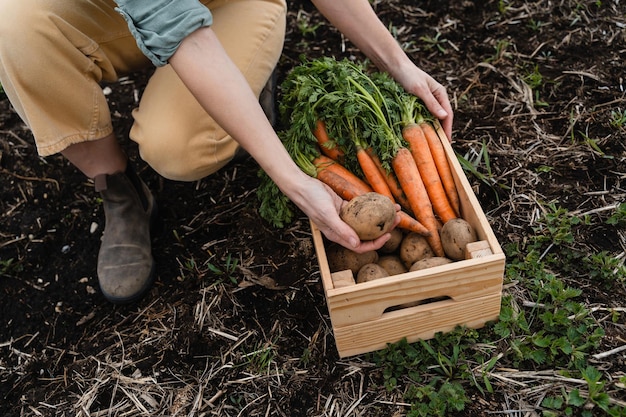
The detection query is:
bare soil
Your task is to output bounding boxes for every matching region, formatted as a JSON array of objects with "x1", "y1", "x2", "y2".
[{"x1": 1, "y1": 1, "x2": 625, "y2": 416}]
